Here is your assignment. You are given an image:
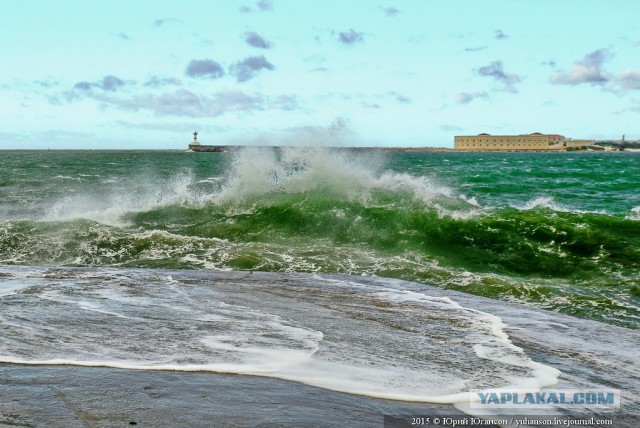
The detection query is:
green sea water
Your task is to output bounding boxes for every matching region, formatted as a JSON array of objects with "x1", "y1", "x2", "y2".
[{"x1": 1, "y1": 148, "x2": 639, "y2": 328}]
